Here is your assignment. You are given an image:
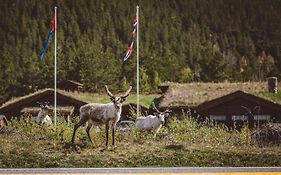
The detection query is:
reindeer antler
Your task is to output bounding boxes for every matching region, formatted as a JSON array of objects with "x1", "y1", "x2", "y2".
[
  {"x1": 253, "y1": 106, "x2": 260, "y2": 113},
  {"x1": 37, "y1": 102, "x2": 43, "y2": 105},
  {"x1": 152, "y1": 102, "x2": 161, "y2": 113},
  {"x1": 121, "y1": 86, "x2": 132, "y2": 98},
  {"x1": 37, "y1": 102, "x2": 44, "y2": 107},
  {"x1": 105, "y1": 85, "x2": 115, "y2": 98},
  {"x1": 163, "y1": 104, "x2": 172, "y2": 113},
  {"x1": 164, "y1": 108, "x2": 172, "y2": 113},
  {"x1": 241, "y1": 105, "x2": 253, "y2": 115},
  {"x1": 44, "y1": 102, "x2": 50, "y2": 106}
]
